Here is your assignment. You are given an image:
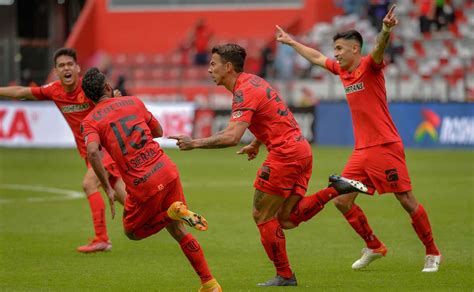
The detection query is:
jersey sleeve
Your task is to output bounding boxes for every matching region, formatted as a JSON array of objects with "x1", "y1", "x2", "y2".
[
  {"x1": 132, "y1": 96, "x2": 161, "y2": 132},
  {"x1": 31, "y1": 82, "x2": 56, "y2": 100},
  {"x1": 325, "y1": 58, "x2": 341, "y2": 75},
  {"x1": 230, "y1": 85, "x2": 260, "y2": 124},
  {"x1": 81, "y1": 119, "x2": 100, "y2": 146},
  {"x1": 368, "y1": 54, "x2": 386, "y2": 71}
]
